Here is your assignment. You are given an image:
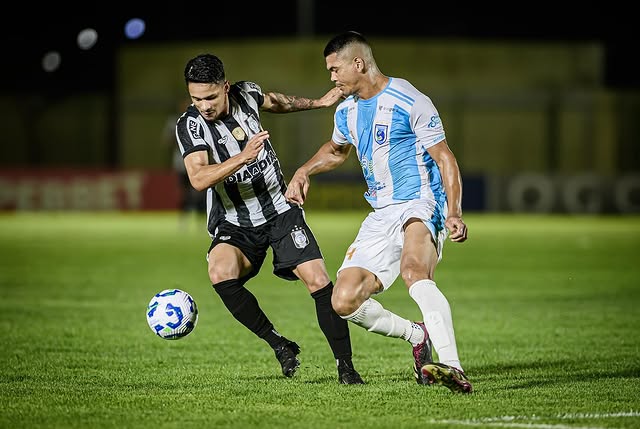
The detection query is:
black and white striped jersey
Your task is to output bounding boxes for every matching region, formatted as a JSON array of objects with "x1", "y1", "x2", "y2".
[{"x1": 175, "y1": 81, "x2": 294, "y2": 234}]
